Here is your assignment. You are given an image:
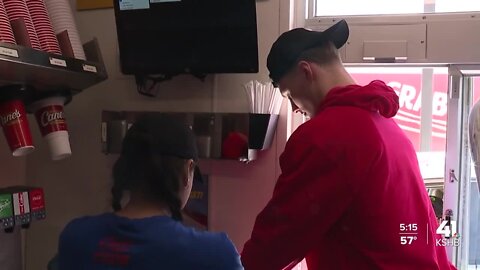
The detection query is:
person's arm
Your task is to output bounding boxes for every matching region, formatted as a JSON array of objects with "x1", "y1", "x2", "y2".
[{"x1": 241, "y1": 138, "x2": 354, "y2": 270}]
